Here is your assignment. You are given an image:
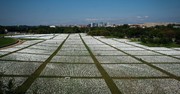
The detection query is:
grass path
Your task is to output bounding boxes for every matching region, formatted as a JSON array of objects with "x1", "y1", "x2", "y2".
[
  {"x1": 93, "y1": 37, "x2": 180, "y2": 81},
  {"x1": 14, "y1": 34, "x2": 70, "y2": 94},
  {"x1": 113, "y1": 38, "x2": 180, "y2": 60},
  {"x1": 0, "y1": 40, "x2": 45, "y2": 58},
  {"x1": 79, "y1": 34, "x2": 122, "y2": 94}
]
